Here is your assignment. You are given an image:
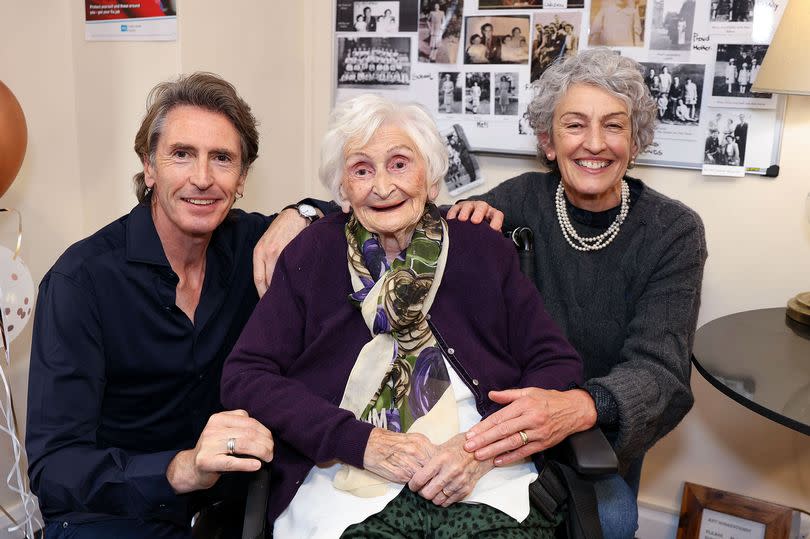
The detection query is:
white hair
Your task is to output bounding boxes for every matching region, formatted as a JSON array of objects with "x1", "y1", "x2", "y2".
[{"x1": 319, "y1": 94, "x2": 449, "y2": 205}]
